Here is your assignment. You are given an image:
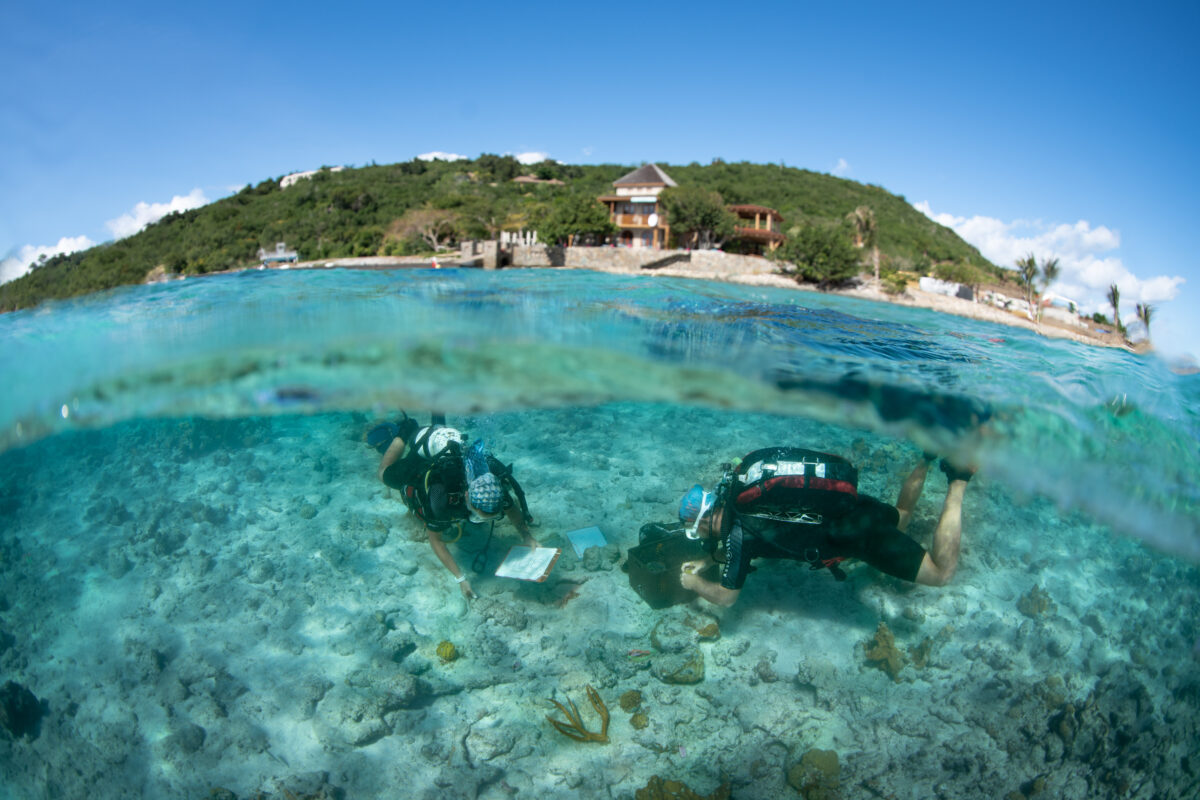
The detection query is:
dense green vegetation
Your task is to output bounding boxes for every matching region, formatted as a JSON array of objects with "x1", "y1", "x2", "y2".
[
  {"x1": 1, "y1": 157, "x2": 997, "y2": 312},
  {"x1": 658, "y1": 185, "x2": 738, "y2": 250},
  {"x1": 773, "y1": 222, "x2": 862, "y2": 286}
]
